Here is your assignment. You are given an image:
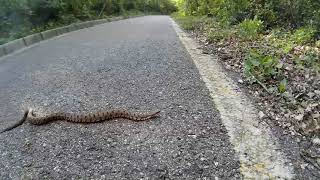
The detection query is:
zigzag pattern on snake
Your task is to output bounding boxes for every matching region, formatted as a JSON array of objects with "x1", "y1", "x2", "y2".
[{"x1": 0, "y1": 108, "x2": 160, "y2": 133}]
